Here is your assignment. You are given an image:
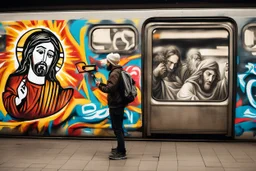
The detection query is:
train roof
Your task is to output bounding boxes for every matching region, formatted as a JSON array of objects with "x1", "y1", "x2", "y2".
[{"x1": 0, "y1": 0, "x2": 256, "y2": 12}]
